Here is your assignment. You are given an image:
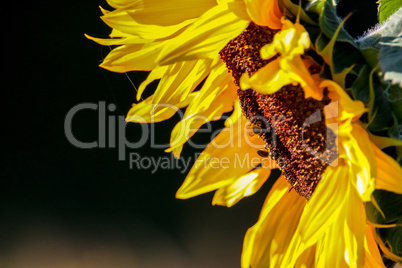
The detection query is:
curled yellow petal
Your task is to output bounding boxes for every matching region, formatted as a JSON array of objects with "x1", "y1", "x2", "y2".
[
  {"x1": 240, "y1": 19, "x2": 323, "y2": 100},
  {"x1": 260, "y1": 19, "x2": 309, "y2": 60}
]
